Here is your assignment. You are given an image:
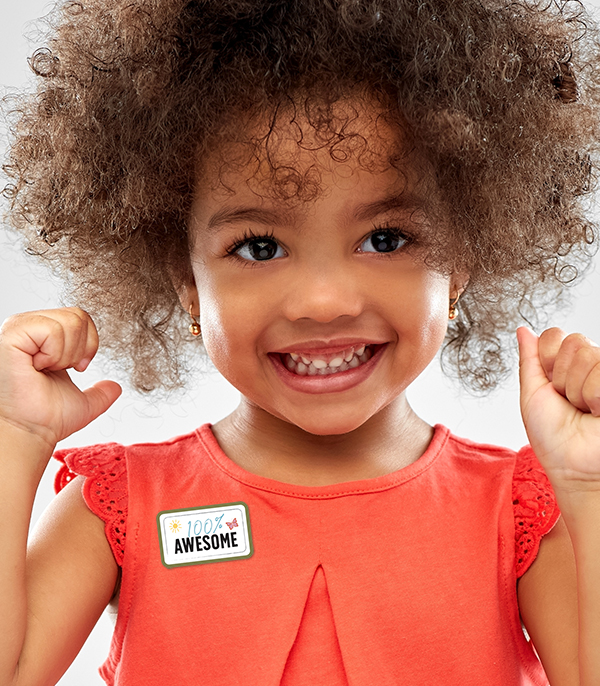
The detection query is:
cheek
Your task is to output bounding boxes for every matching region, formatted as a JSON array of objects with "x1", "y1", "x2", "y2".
[
  {"x1": 400, "y1": 272, "x2": 450, "y2": 346},
  {"x1": 194, "y1": 270, "x2": 259, "y2": 371}
]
